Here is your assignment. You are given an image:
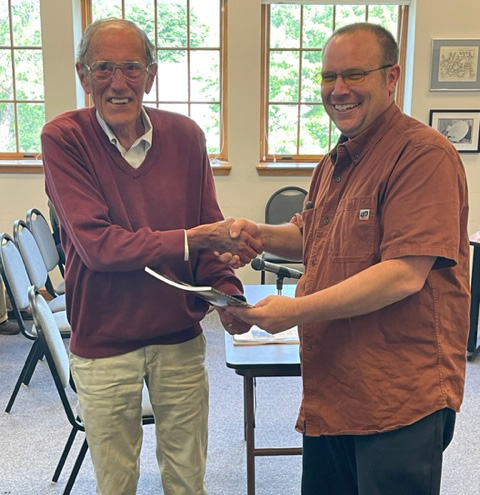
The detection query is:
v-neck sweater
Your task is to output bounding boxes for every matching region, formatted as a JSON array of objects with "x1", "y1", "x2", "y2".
[{"x1": 42, "y1": 106, "x2": 242, "y2": 358}]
